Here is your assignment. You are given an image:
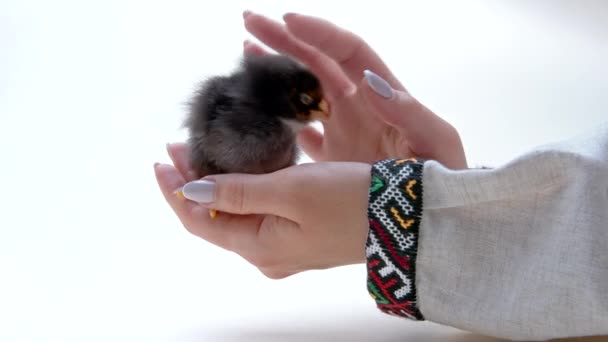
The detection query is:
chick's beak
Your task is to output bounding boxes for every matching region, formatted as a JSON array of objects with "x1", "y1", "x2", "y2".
[{"x1": 310, "y1": 99, "x2": 331, "y2": 121}]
